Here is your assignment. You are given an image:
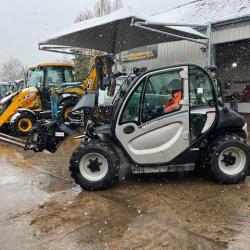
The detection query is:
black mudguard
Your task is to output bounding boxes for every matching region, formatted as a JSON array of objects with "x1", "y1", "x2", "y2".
[
  {"x1": 10, "y1": 108, "x2": 37, "y2": 125},
  {"x1": 214, "y1": 108, "x2": 247, "y2": 137}
]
